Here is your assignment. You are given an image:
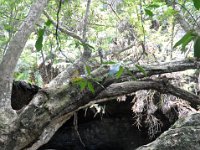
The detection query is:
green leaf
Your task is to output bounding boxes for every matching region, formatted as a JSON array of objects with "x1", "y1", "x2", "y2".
[
  {"x1": 116, "y1": 66, "x2": 124, "y2": 79},
  {"x1": 173, "y1": 31, "x2": 195, "y2": 49},
  {"x1": 125, "y1": 68, "x2": 137, "y2": 80},
  {"x1": 38, "y1": 28, "x2": 45, "y2": 37},
  {"x1": 85, "y1": 65, "x2": 91, "y2": 76},
  {"x1": 15, "y1": 73, "x2": 27, "y2": 80},
  {"x1": 146, "y1": 4, "x2": 161, "y2": 9},
  {"x1": 144, "y1": 9, "x2": 153, "y2": 17},
  {"x1": 181, "y1": 35, "x2": 194, "y2": 52},
  {"x1": 192, "y1": 0, "x2": 200, "y2": 10},
  {"x1": 135, "y1": 64, "x2": 147, "y2": 77},
  {"x1": 4, "y1": 24, "x2": 13, "y2": 31},
  {"x1": 163, "y1": 7, "x2": 177, "y2": 17},
  {"x1": 35, "y1": 28, "x2": 45, "y2": 52},
  {"x1": 102, "y1": 61, "x2": 116, "y2": 65},
  {"x1": 194, "y1": 37, "x2": 200, "y2": 58},
  {"x1": 75, "y1": 41, "x2": 81, "y2": 48},
  {"x1": 87, "y1": 82, "x2": 95, "y2": 94},
  {"x1": 79, "y1": 80, "x2": 87, "y2": 91},
  {"x1": 45, "y1": 19, "x2": 52, "y2": 26},
  {"x1": 181, "y1": 36, "x2": 194, "y2": 52}
]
